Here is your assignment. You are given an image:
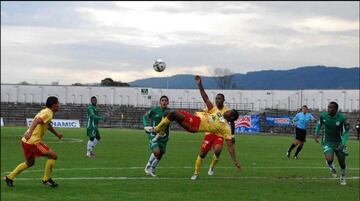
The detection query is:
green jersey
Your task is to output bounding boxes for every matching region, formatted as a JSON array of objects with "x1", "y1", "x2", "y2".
[
  {"x1": 143, "y1": 106, "x2": 170, "y2": 141},
  {"x1": 87, "y1": 104, "x2": 103, "y2": 130},
  {"x1": 315, "y1": 112, "x2": 350, "y2": 147}
]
